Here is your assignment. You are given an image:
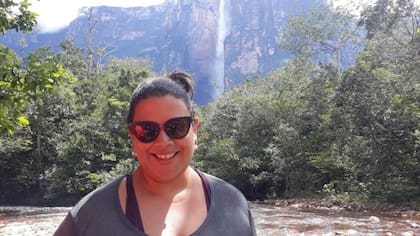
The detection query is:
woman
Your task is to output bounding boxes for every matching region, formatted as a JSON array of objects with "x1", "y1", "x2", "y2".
[{"x1": 54, "y1": 71, "x2": 256, "y2": 236}]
